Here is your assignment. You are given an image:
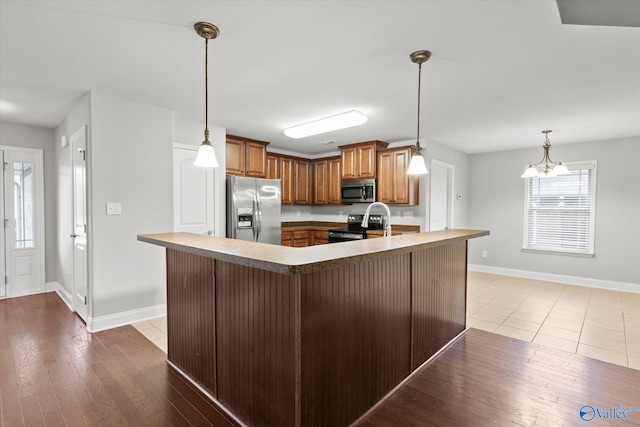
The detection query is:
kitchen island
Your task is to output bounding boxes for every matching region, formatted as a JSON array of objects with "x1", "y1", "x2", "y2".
[{"x1": 138, "y1": 229, "x2": 488, "y2": 426}]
